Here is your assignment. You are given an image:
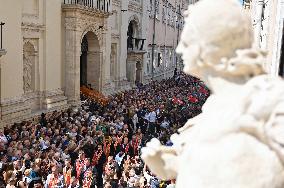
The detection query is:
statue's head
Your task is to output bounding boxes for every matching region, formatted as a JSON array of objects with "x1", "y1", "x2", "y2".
[{"x1": 176, "y1": 0, "x2": 261, "y2": 79}]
